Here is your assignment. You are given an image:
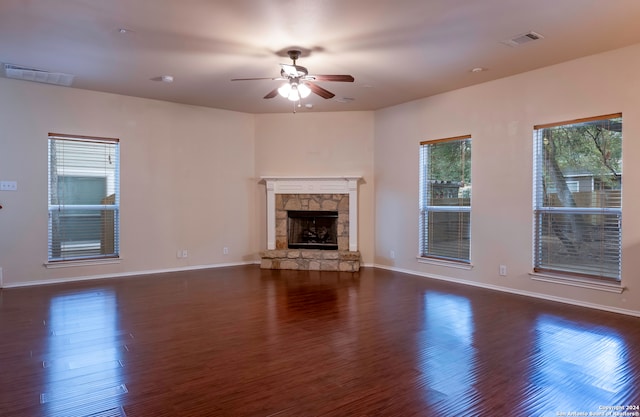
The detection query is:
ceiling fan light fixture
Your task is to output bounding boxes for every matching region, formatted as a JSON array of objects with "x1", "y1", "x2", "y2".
[
  {"x1": 287, "y1": 87, "x2": 300, "y2": 102},
  {"x1": 278, "y1": 83, "x2": 291, "y2": 98},
  {"x1": 298, "y1": 83, "x2": 311, "y2": 99},
  {"x1": 278, "y1": 81, "x2": 310, "y2": 101}
]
